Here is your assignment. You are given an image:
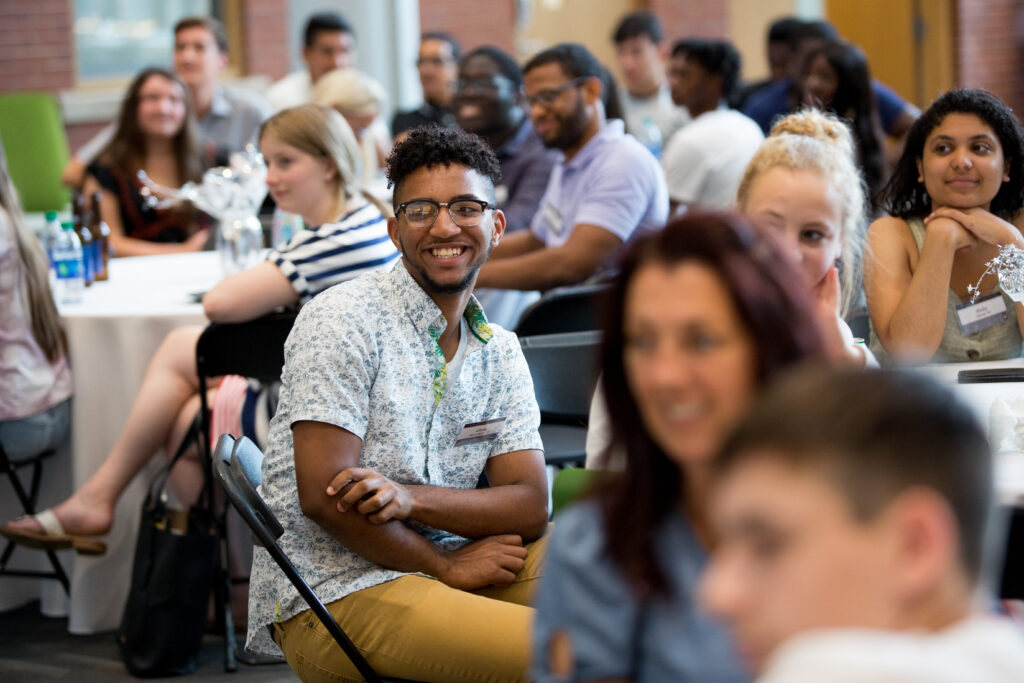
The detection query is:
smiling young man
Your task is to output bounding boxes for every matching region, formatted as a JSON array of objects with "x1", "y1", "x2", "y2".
[
  {"x1": 62, "y1": 15, "x2": 270, "y2": 187},
  {"x1": 245, "y1": 125, "x2": 549, "y2": 682},
  {"x1": 452, "y1": 45, "x2": 556, "y2": 234},
  {"x1": 475, "y1": 42, "x2": 667, "y2": 295},
  {"x1": 701, "y1": 366, "x2": 1024, "y2": 682}
]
